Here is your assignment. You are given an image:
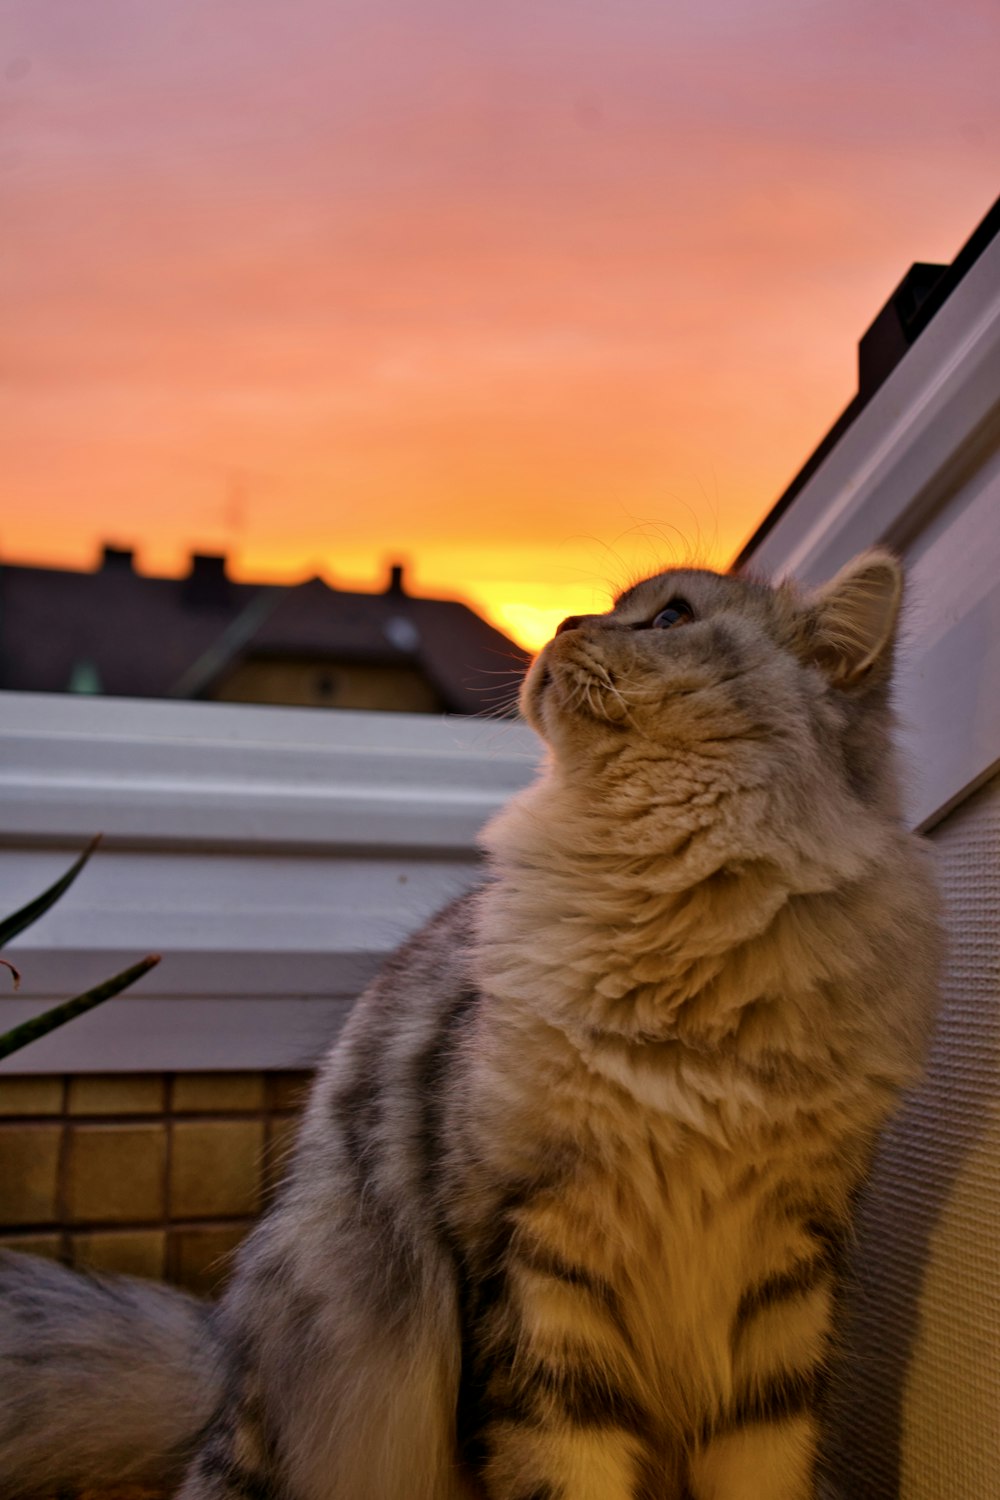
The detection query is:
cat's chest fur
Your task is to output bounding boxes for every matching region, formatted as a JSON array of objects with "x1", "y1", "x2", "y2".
[
  {"x1": 452, "y1": 785, "x2": 895, "y2": 1435},
  {"x1": 473, "y1": 1025, "x2": 837, "y2": 1385}
]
